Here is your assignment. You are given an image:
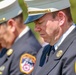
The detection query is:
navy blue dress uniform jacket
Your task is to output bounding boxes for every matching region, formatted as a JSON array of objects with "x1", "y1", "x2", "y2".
[
  {"x1": 32, "y1": 27, "x2": 76, "y2": 75},
  {"x1": 0, "y1": 30, "x2": 42, "y2": 75}
]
